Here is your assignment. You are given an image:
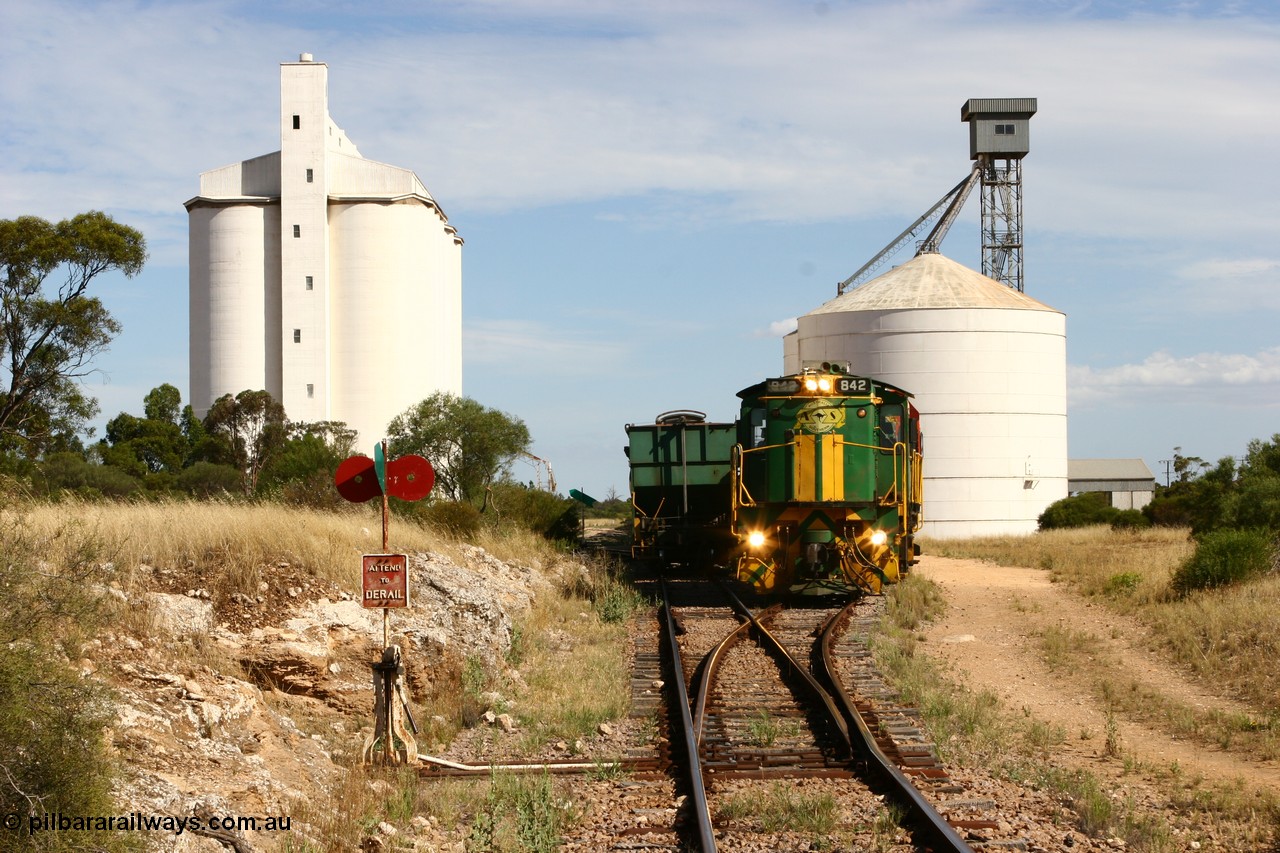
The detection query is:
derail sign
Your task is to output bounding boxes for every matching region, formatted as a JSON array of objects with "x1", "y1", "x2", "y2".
[{"x1": 362, "y1": 553, "x2": 409, "y2": 608}]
